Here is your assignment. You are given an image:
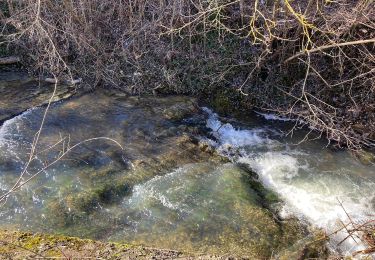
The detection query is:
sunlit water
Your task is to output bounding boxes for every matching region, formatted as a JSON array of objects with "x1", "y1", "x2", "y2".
[
  {"x1": 0, "y1": 91, "x2": 374, "y2": 257},
  {"x1": 204, "y1": 107, "x2": 375, "y2": 256}
]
